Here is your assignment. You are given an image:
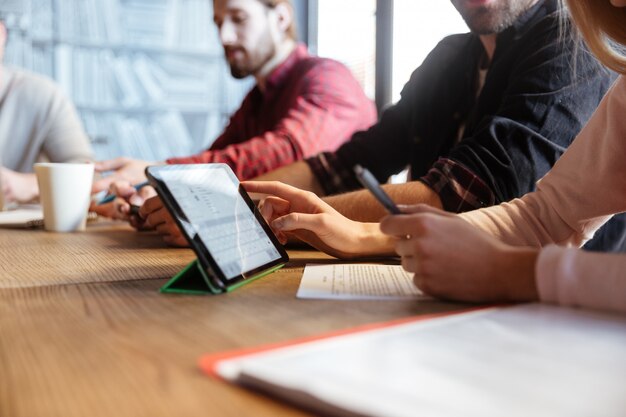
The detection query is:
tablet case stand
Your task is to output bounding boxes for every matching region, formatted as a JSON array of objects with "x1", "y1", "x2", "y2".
[{"x1": 160, "y1": 259, "x2": 285, "y2": 295}]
